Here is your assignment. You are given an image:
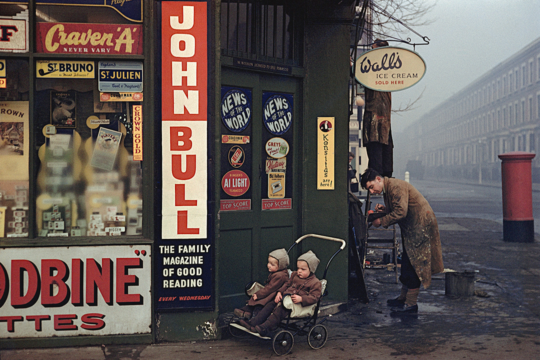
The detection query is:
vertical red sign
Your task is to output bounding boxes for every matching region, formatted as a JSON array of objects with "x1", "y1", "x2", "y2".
[
  {"x1": 161, "y1": 2, "x2": 208, "y2": 239},
  {"x1": 161, "y1": 2, "x2": 207, "y2": 121}
]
